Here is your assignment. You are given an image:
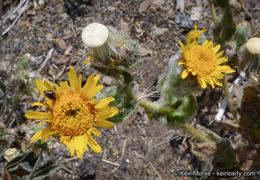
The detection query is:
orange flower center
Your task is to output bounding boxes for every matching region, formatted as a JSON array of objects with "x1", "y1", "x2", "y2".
[
  {"x1": 184, "y1": 45, "x2": 217, "y2": 75},
  {"x1": 50, "y1": 91, "x2": 96, "y2": 136}
]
